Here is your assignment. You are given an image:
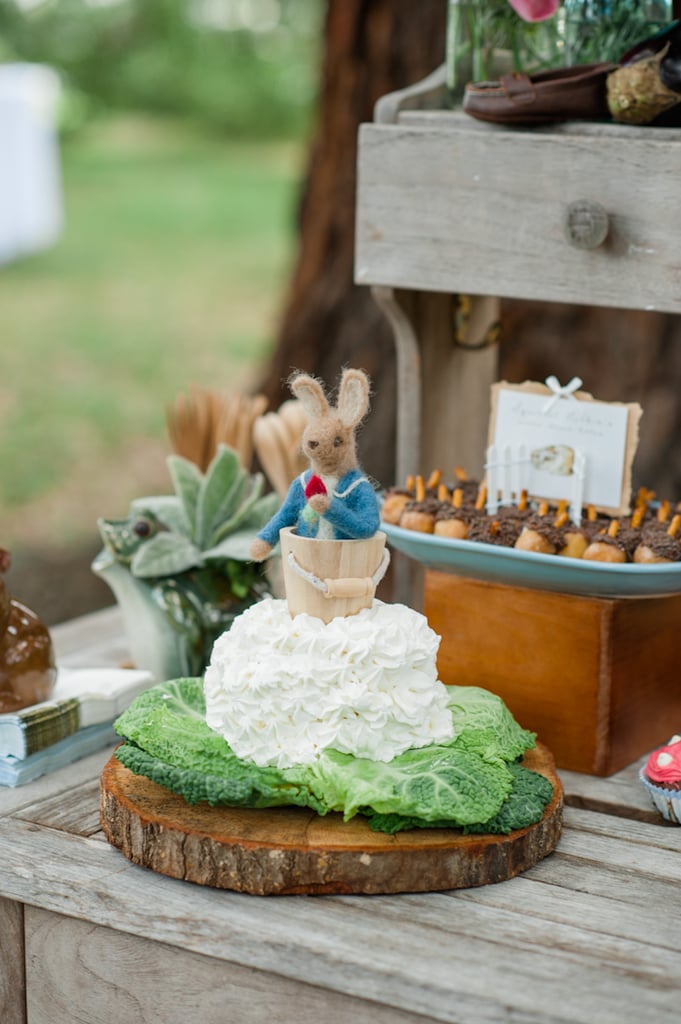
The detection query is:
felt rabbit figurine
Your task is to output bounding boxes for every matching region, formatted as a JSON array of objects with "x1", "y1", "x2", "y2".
[{"x1": 250, "y1": 368, "x2": 380, "y2": 561}]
